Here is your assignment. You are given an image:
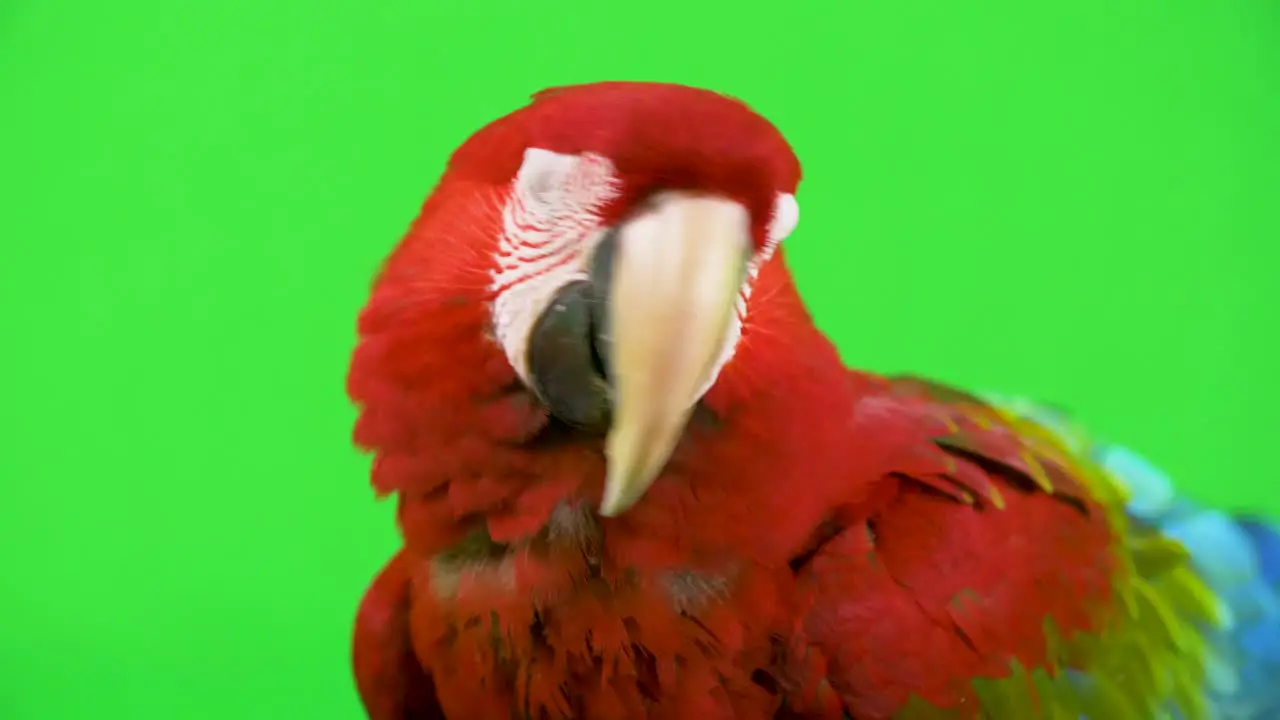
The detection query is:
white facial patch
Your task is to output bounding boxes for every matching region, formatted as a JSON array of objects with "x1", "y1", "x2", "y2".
[
  {"x1": 490, "y1": 149, "x2": 622, "y2": 386},
  {"x1": 489, "y1": 147, "x2": 800, "y2": 394}
]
